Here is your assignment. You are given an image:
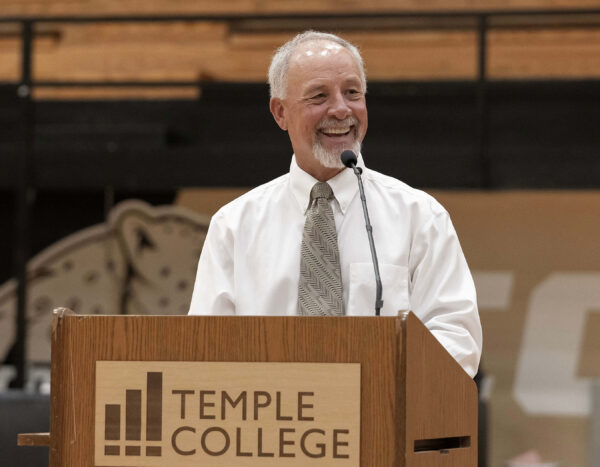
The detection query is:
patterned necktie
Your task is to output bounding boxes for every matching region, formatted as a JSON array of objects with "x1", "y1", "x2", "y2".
[{"x1": 297, "y1": 182, "x2": 344, "y2": 316}]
